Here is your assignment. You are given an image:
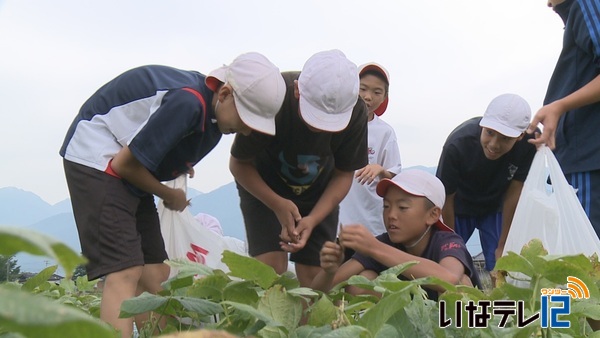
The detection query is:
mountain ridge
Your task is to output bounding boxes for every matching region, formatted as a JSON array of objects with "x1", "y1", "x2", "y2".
[{"x1": 1, "y1": 166, "x2": 484, "y2": 273}]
